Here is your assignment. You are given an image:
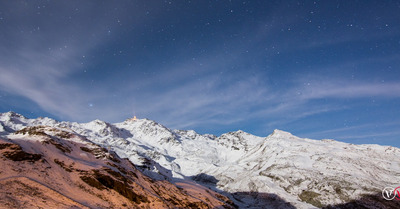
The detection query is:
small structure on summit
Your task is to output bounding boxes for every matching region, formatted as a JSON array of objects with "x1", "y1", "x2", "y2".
[{"x1": 127, "y1": 115, "x2": 137, "y2": 121}]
